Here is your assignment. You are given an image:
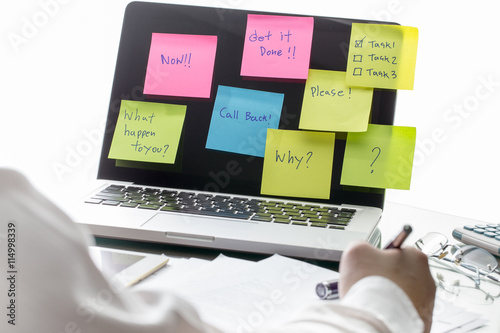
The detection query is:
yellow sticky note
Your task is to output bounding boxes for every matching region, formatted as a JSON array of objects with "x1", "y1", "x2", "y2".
[
  {"x1": 346, "y1": 23, "x2": 418, "y2": 90},
  {"x1": 299, "y1": 70, "x2": 373, "y2": 132},
  {"x1": 340, "y1": 124, "x2": 416, "y2": 190},
  {"x1": 261, "y1": 129, "x2": 335, "y2": 199},
  {"x1": 108, "y1": 100, "x2": 186, "y2": 164}
]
